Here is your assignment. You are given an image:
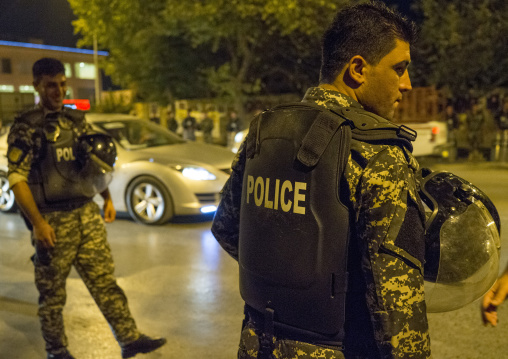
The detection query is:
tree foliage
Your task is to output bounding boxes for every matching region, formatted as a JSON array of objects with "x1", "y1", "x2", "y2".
[
  {"x1": 67, "y1": 0, "x2": 358, "y2": 110},
  {"x1": 68, "y1": 0, "x2": 211, "y2": 104},
  {"x1": 412, "y1": 0, "x2": 508, "y2": 97}
]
